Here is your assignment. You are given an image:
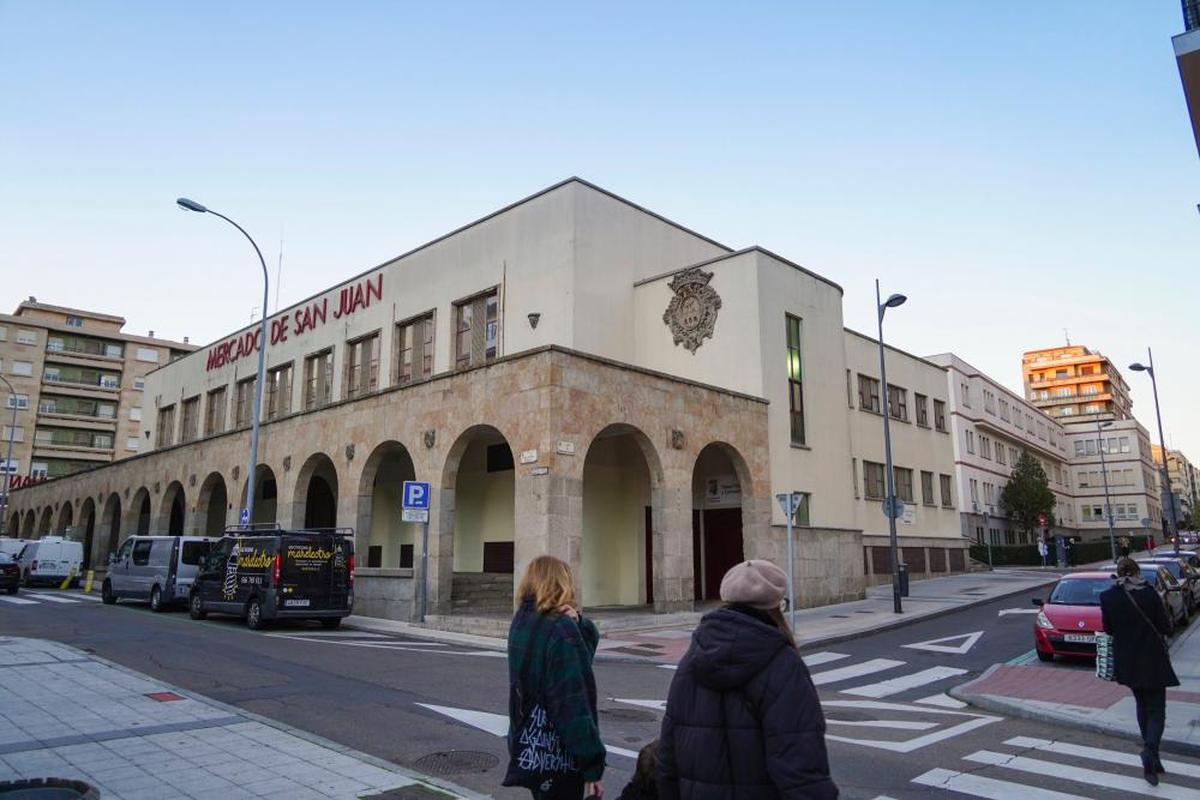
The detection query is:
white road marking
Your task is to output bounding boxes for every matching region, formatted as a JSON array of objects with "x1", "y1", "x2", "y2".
[
  {"x1": 802, "y1": 651, "x2": 850, "y2": 667},
  {"x1": 902, "y1": 631, "x2": 983, "y2": 655},
  {"x1": 826, "y1": 718, "x2": 938, "y2": 731},
  {"x1": 822, "y1": 699, "x2": 972, "y2": 716},
  {"x1": 826, "y1": 715, "x2": 999, "y2": 753},
  {"x1": 267, "y1": 629, "x2": 391, "y2": 639},
  {"x1": 912, "y1": 767, "x2": 1092, "y2": 799},
  {"x1": 19, "y1": 593, "x2": 78, "y2": 604},
  {"x1": 842, "y1": 666, "x2": 968, "y2": 698},
  {"x1": 277, "y1": 635, "x2": 494, "y2": 656},
  {"x1": 0, "y1": 595, "x2": 39, "y2": 605},
  {"x1": 1005, "y1": 736, "x2": 1200, "y2": 779},
  {"x1": 998, "y1": 608, "x2": 1040, "y2": 616},
  {"x1": 657, "y1": 664, "x2": 677, "y2": 670},
  {"x1": 915, "y1": 693, "x2": 967, "y2": 709},
  {"x1": 72, "y1": 593, "x2": 103, "y2": 601},
  {"x1": 612, "y1": 698, "x2": 667, "y2": 712},
  {"x1": 418, "y1": 703, "x2": 639, "y2": 760},
  {"x1": 605, "y1": 744, "x2": 639, "y2": 759},
  {"x1": 964, "y1": 750, "x2": 1199, "y2": 799},
  {"x1": 811, "y1": 658, "x2": 904, "y2": 686}
]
